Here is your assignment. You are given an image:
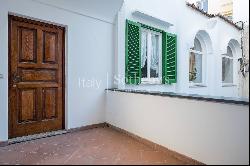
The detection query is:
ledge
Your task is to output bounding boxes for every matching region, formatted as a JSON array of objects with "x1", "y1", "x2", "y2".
[
  {"x1": 106, "y1": 89, "x2": 249, "y2": 106},
  {"x1": 132, "y1": 10, "x2": 174, "y2": 27},
  {"x1": 189, "y1": 84, "x2": 207, "y2": 88},
  {"x1": 222, "y1": 84, "x2": 237, "y2": 87}
]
